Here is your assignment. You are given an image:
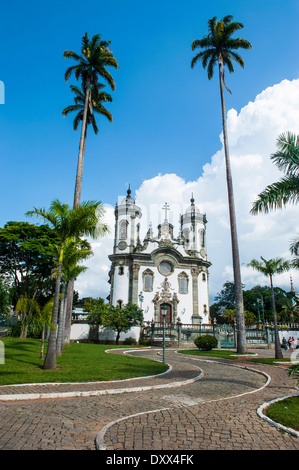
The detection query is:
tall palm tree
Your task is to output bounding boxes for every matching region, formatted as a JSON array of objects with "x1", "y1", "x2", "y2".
[
  {"x1": 63, "y1": 83, "x2": 112, "y2": 135},
  {"x1": 247, "y1": 256, "x2": 291, "y2": 359},
  {"x1": 26, "y1": 199, "x2": 108, "y2": 369},
  {"x1": 191, "y1": 15, "x2": 252, "y2": 353},
  {"x1": 64, "y1": 32, "x2": 119, "y2": 208}
]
